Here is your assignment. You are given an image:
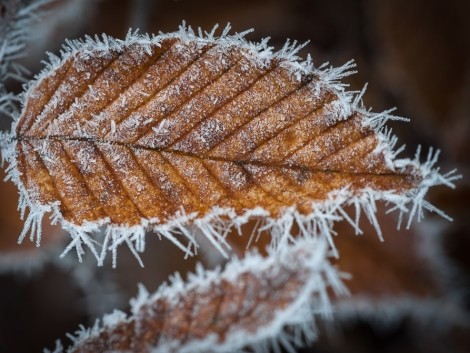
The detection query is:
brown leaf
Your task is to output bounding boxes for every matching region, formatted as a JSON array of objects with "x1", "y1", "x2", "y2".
[
  {"x1": 55, "y1": 238, "x2": 346, "y2": 353},
  {"x1": 2, "y1": 25, "x2": 457, "y2": 263}
]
